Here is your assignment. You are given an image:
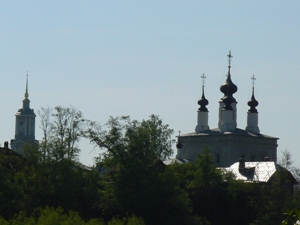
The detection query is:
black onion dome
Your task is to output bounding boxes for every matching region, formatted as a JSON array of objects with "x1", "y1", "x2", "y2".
[
  {"x1": 248, "y1": 90, "x2": 259, "y2": 113},
  {"x1": 220, "y1": 51, "x2": 238, "y2": 101},
  {"x1": 220, "y1": 74, "x2": 238, "y2": 97},
  {"x1": 198, "y1": 88, "x2": 209, "y2": 112},
  {"x1": 176, "y1": 139, "x2": 182, "y2": 149}
]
